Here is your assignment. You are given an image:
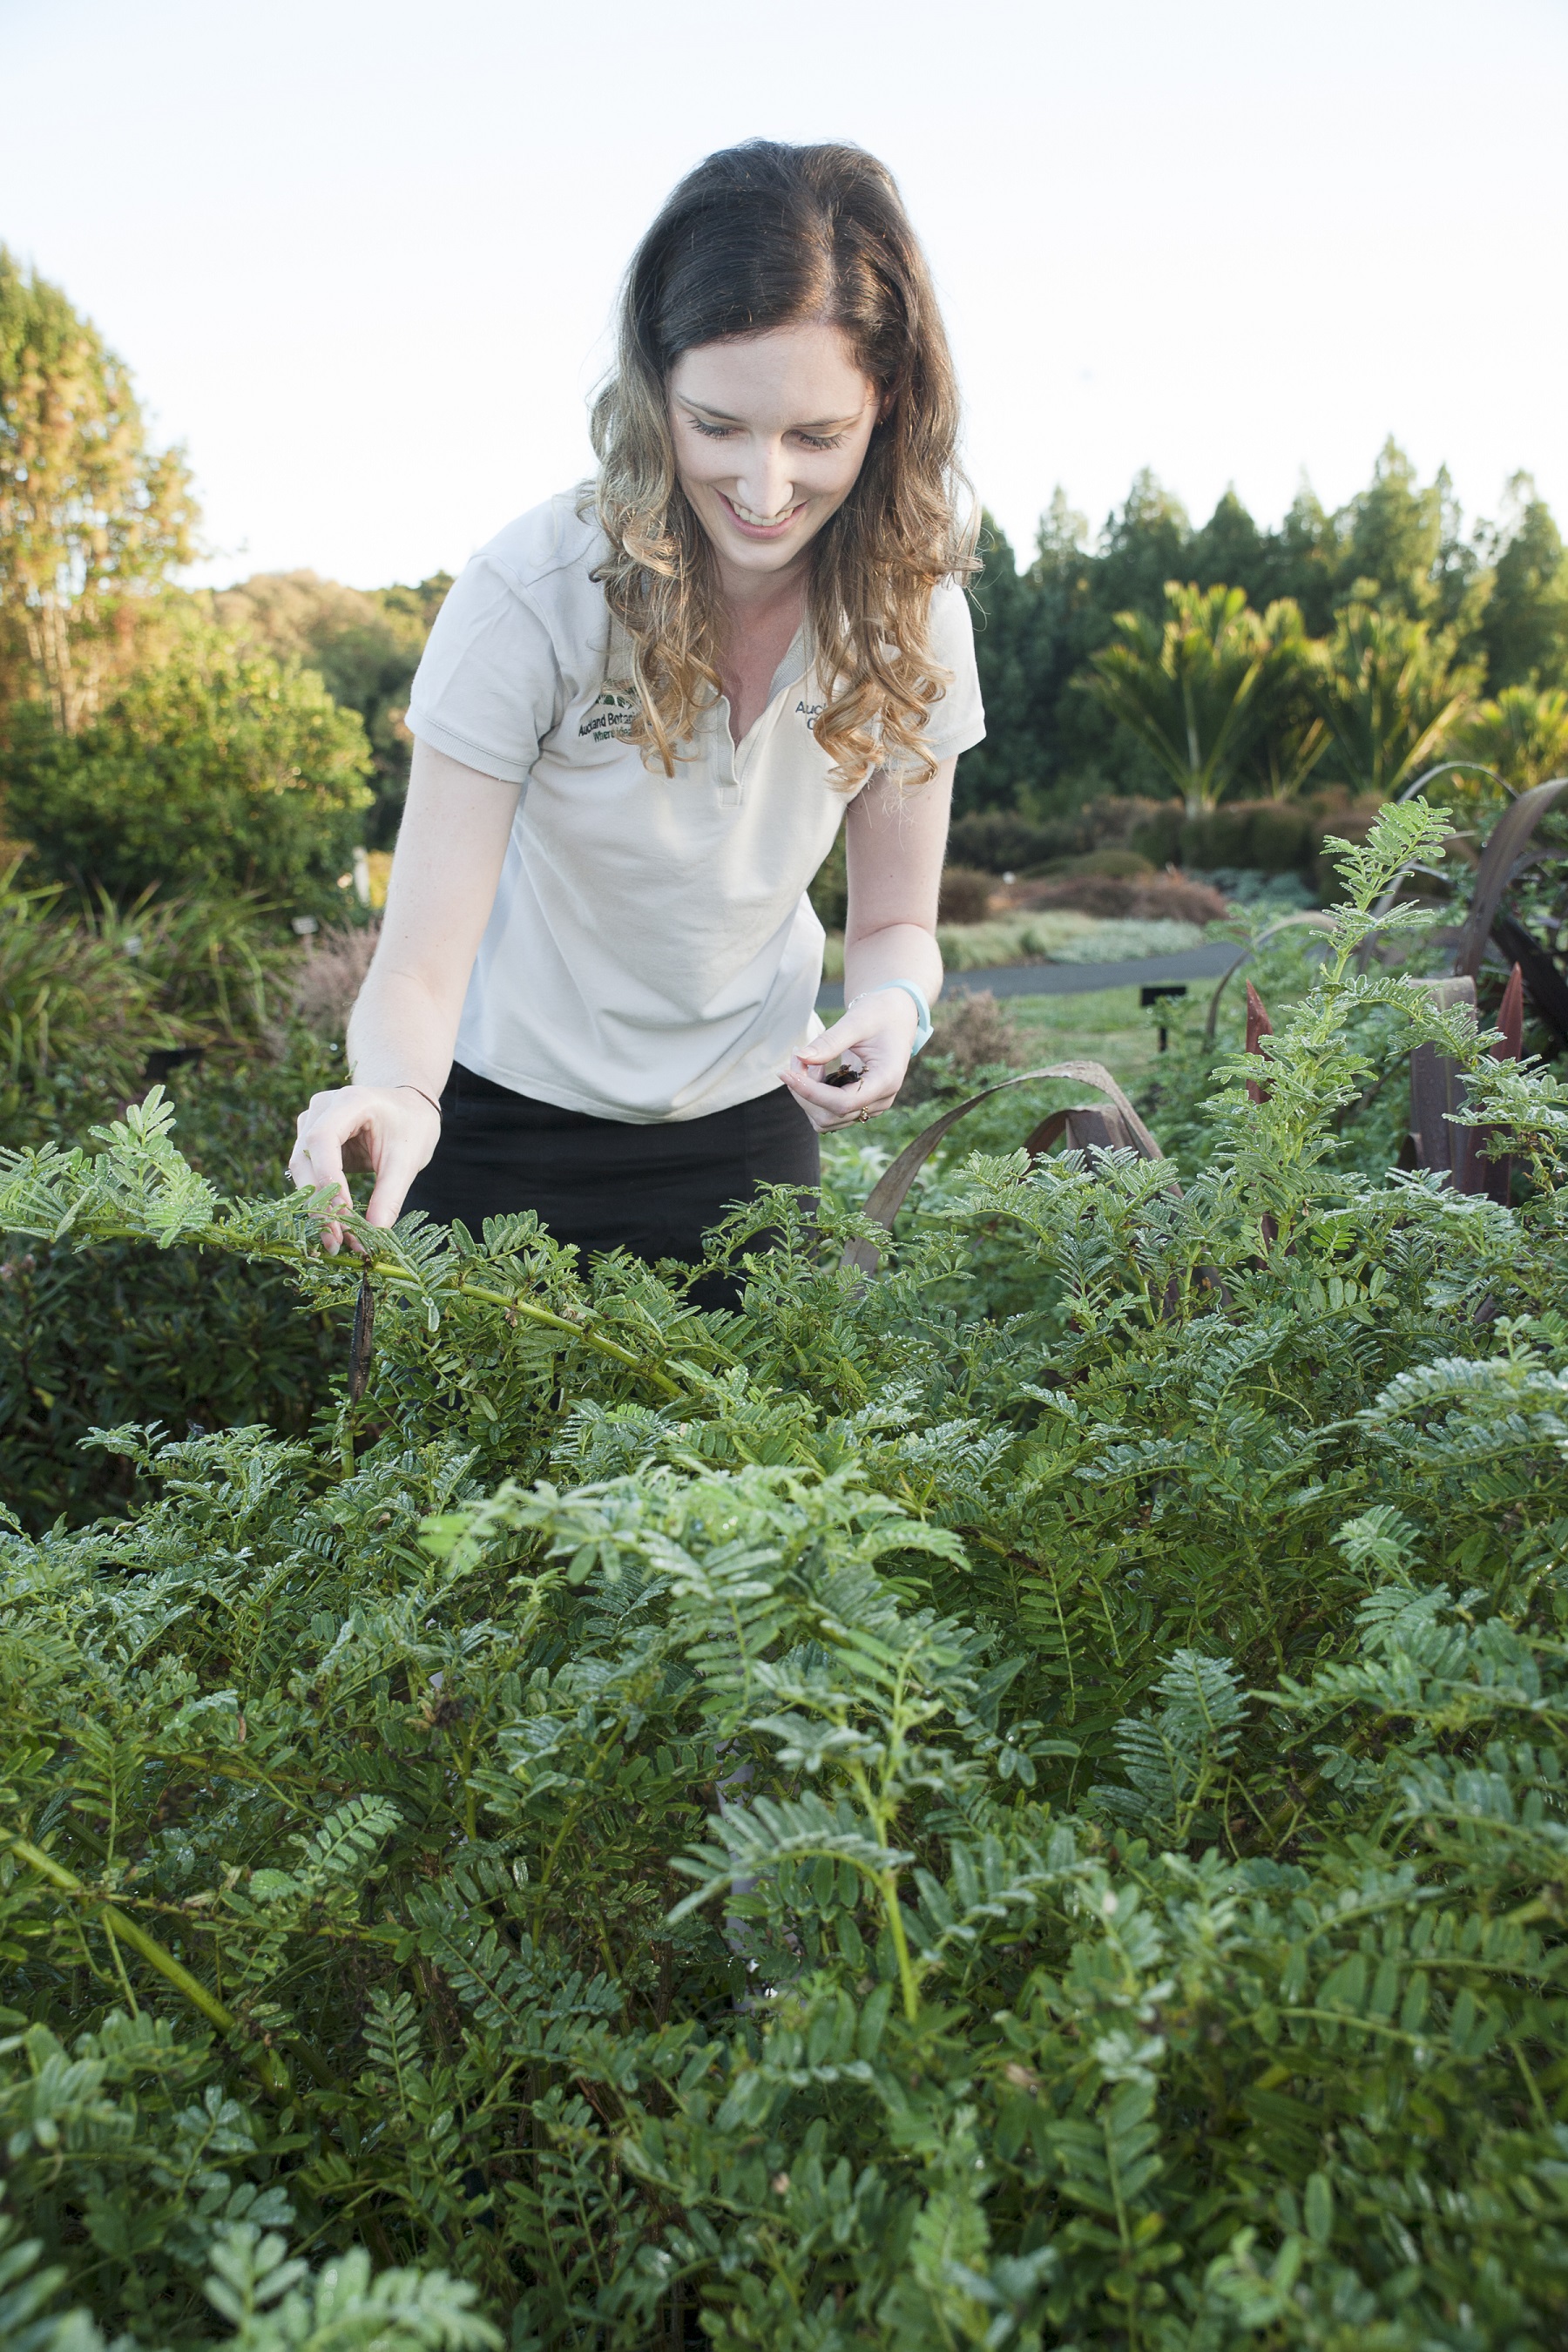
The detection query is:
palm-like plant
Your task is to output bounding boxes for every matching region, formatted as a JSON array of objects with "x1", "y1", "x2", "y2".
[
  {"x1": 1085, "y1": 582, "x2": 1321, "y2": 817},
  {"x1": 1247, "y1": 598, "x2": 1331, "y2": 801},
  {"x1": 1321, "y1": 598, "x2": 1481, "y2": 799},
  {"x1": 1449, "y1": 684, "x2": 1568, "y2": 791}
]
